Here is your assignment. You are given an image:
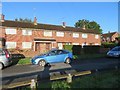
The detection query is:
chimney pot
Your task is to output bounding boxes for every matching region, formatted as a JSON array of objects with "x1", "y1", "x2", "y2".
[
  {"x1": 1, "y1": 14, "x2": 5, "y2": 22},
  {"x1": 34, "y1": 17, "x2": 37, "y2": 25},
  {"x1": 62, "y1": 22, "x2": 66, "y2": 28}
]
